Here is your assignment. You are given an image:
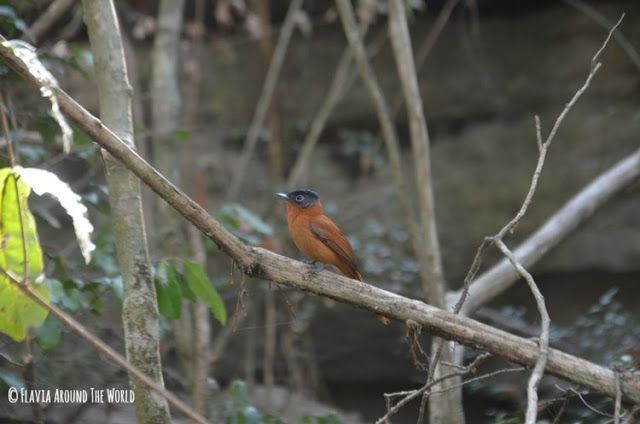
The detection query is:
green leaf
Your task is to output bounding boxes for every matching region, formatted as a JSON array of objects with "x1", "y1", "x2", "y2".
[
  {"x1": 0, "y1": 370, "x2": 24, "y2": 390},
  {"x1": 183, "y1": 260, "x2": 226, "y2": 325},
  {"x1": 301, "y1": 413, "x2": 345, "y2": 424},
  {"x1": 216, "y1": 204, "x2": 273, "y2": 244},
  {"x1": 174, "y1": 129, "x2": 191, "y2": 142},
  {"x1": 0, "y1": 168, "x2": 49, "y2": 341},
  {"x1": 34, "y1": 116, "x2": 58, "y2": 146},
  {"x1": 35, "y1": 314, "x2": 61, "y2": 351},
  {"x1": 155, "y1": 260, "x2": 182, "y2": 320}
]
